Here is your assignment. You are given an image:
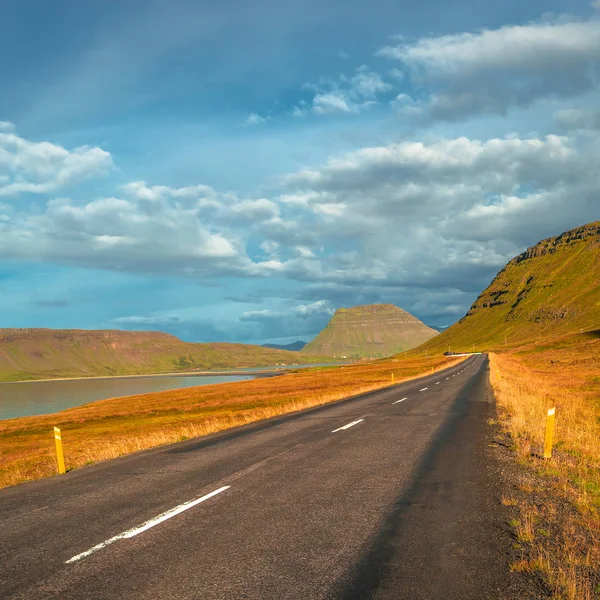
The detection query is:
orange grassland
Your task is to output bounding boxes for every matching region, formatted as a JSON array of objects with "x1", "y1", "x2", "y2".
[
  {"x1": 0, "y1": 354, "x2": 463, "y2": 489},
  {"x1": 490, "y1": 331, "x2": 600, "y2": 599}
]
